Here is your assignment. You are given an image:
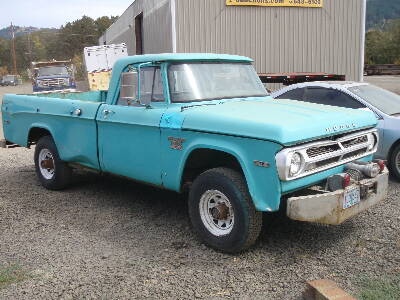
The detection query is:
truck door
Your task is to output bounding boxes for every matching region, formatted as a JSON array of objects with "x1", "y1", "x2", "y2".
[{"x1": 96, "y1": 66, "x2": 166, "y2": 186}]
